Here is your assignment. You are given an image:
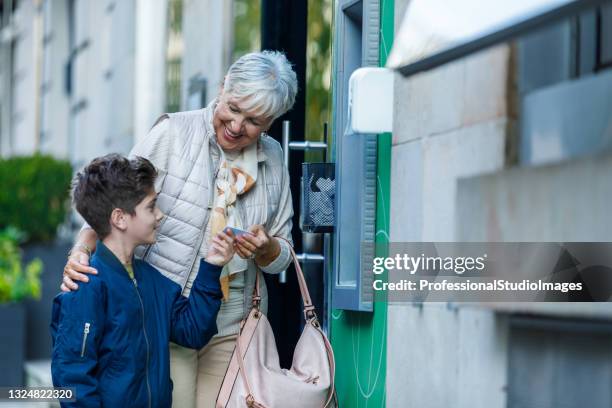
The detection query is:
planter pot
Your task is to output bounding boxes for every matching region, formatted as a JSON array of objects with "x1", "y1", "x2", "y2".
[
  {"x1": 22, "y1": 240, "x2": 72, "y2": 360},
  {"x1": 0, "y1": 303, "x2": 26, "y2": 386}
]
